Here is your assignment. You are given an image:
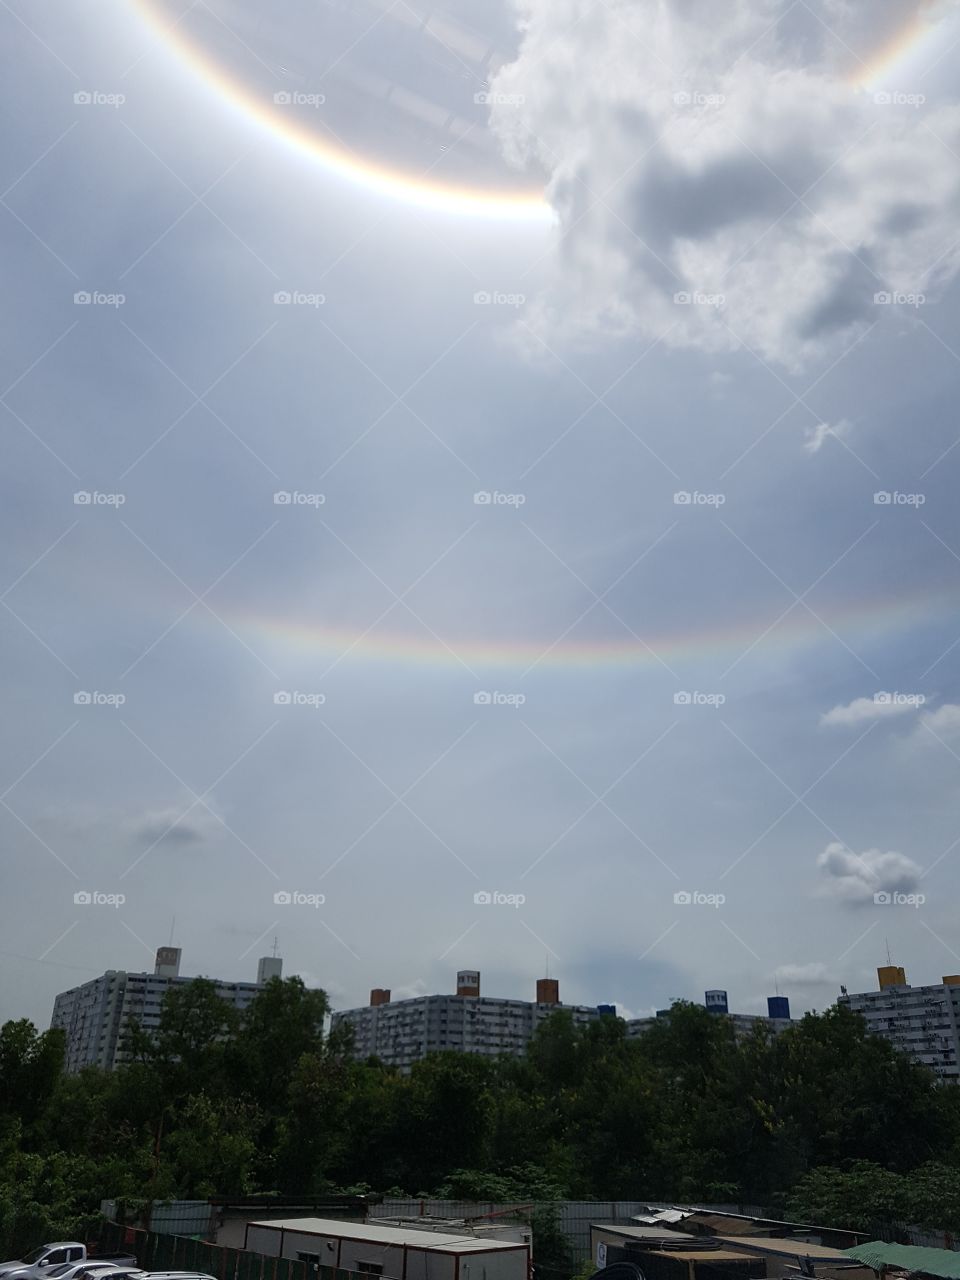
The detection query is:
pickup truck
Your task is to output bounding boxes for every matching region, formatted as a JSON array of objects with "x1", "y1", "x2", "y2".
[{"x1": 0, "y1": 1245, "x2": 138, "y2": 1280}]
